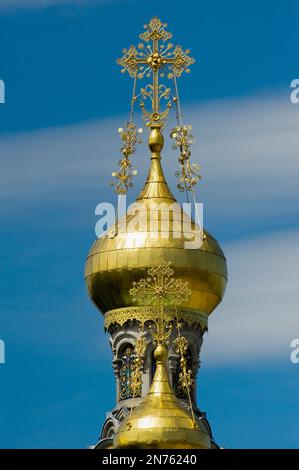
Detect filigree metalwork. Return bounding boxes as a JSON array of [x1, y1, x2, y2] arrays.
[[130, 261, 191, 307], [117, 17, 195, 127], [119, 345, 138, 400], [139, 17, 172, 43], [170, 125, 201, 192], [128, 261, 196, 425], [130, 336, 148, 397], [173, 335, 188, 357], [110, 122, 143, 194], [173, 337, 194, 399], [104, 306, 208, 333], [129, 261, 191, 345]]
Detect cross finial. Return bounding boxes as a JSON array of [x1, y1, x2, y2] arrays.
[[129, 261, 196, 424], [129, 261, 191, 344], [117, 17, 195, 128]]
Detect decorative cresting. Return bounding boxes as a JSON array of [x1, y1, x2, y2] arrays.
[[104, 307, 208, 332]]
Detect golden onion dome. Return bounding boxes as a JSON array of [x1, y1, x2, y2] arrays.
[[113, 343, 211, 449], [85, 128, 227, 319]]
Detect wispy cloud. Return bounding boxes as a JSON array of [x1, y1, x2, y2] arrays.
[[0, 119, 116, 202], [1, 92, 299, 234], [186, 94, 299, 234], [203, 228, 299, 364]]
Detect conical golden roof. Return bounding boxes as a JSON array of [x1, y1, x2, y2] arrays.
[[113, 343, 211, 449], [136, 127, 176, 202]]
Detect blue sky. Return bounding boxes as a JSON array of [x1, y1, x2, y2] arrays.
[[0, 0, 299, 449]]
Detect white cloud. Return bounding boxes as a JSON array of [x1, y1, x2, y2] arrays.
[[1, 92, 299, 232], [202, 228, 299, 364], [0, 118, 119, 206], [184, 94, 299, 231]]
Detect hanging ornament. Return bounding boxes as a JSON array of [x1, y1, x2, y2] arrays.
[[110, 122, 143, 194], [170, 124, 201, 193], [173, 335, 194, 397], [130, 335, 148, 398]]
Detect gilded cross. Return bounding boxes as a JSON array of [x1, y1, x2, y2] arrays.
[[117, 17, 195, 127], [129, 261, 191, 344]]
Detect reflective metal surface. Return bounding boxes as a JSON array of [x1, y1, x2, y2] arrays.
[[85, 130, 227, 320], [104, 306, 208, 332], [113, 344, 211, 449], [85, 18, 227, 449]]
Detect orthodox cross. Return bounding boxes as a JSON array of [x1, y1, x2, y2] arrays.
[[117, 17, 195, 128], [129, 261, 195, 421], [129, 261, 191, 344]]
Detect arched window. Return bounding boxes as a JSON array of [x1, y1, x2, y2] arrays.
[[102, 422, 115, 439], [107, 427, 115, 438], [174, 346, 194, 400], [119, 344, 140, 400]]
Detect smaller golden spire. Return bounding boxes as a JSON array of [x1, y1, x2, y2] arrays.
[[113, 342, 211, 449], [137, 126, 176, 202]]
